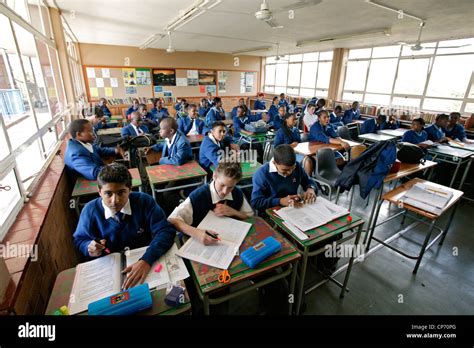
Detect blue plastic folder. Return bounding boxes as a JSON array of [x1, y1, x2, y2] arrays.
[[88, 283, 152, 315], [241, 236, 282, 268]]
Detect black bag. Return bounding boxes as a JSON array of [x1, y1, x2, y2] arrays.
[[120, 134, 155, 150], [97, 134, 122, 147], [397, 142, 426, 164]]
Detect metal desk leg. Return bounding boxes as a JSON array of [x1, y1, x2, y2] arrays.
[[203, 294, 210, 315], [150, 182, 156, 201], [413, 219, 436, 274], [295, 247, 309, 315], [439, 202, 459, 246], [340, 223, 363, 298], [458, 157, 472, 191], [365, 193, 384, 251], [289, 261, 298, 315], [363, 183, 383, 244], [449, 158, 462, 188]]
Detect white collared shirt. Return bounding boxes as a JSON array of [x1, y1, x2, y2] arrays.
[[165, 133, 177, 149], [208, 133, 219, 146], [188, 118, 198, 135], [102, 199, 132, 221], [168, 180, 254, 225], [303, 110, 318, 129], [269, 158, 278, 173], [78, 140, 94, 153], [131, 123, 143, 135]]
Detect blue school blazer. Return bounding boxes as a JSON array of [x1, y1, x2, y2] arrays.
[[178, 116, 205, 135], [152, 131, 193, 166], [342, 109, 360, 124], [120, 124, 150, 138]]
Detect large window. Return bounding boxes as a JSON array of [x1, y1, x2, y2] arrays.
[[264, 51, 333, 98], [342, 40, 474, 114], [0, 0, 70, 240]]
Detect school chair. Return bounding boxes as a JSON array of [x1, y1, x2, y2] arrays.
[[300, 132, 309, 142], [337, 125, 353, 141], [347, 144, 367, 210], [313, 148, 341, 202], [225, 111, 232, 120]]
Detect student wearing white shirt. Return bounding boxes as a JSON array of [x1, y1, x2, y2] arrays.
[[303, 103, 317, 130], [177, 104, 206, 136], [121, 112, 150, 138]]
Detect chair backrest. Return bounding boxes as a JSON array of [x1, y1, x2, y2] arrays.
[[337, 125, 353, 141], [350, 144, 367, 160], [300, 132, 309, 142], [315, 148, 341, 178], [297, 115, 305, 131], [225, 111, 232, 120]]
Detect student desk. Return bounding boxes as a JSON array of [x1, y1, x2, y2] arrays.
[[146, 161, 207, 201], [377, 128, 408, 138], [448, 141, 474, 152], [185, 216, 300, 315], [222, 119, 233, 126], [361, 160, 438, 244], [366, 178, 463, 274], [250, 109, 268, 114], [239, 129, 275, 149], [97, 127, 123, 136], [292, 140, 360, 156], [211, 161, 262, 189], [187, 134, 204, 151], [71, 168, 142, 216], [266, 208, 364, 315], [428, 144, 473, 189], [358, 133, 397, 143], [45, 268, 191, 315]]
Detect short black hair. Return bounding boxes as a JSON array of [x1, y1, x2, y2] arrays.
[[318, 109, 329, 117], [188, 103, 197, 110], [279, 93, 285, 97], [138, 103, 147, 111], [436, 113, 449, 122], [160, 117, 178, 131], [335, 105, 342, 112], [97, 163, 132, 189], [352, 101, 359, 106], [69, 119, 90, 138], [449, 112, 461, 119], [211, 121, 226, 129], [213, 97, 221, 104], [273, 96, 278, 102], [308, 103, 316, 109], [377, 114, 387, 123], [95, 107, 104, 117], [291, 100, 297, 105], [317, 98, 326, 107], [274, 144, 296, 166], [413, 117, 425, 126]]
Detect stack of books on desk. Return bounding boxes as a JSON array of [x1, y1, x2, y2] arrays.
[[400, 183, 453, 215]]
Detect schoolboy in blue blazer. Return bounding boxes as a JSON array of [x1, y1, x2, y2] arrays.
[[121, 112, 150, 138], [178, 104, 206, 136], [425, 113, 449, 143], [125, 98, 139, 117], [342, 101, 360, 124], [205, 97, 226, 129]]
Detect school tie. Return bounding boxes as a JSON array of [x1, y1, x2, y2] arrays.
[[114, 211, 123, 223]]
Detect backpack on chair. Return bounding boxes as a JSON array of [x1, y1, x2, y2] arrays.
[[396, 142, 426, 164]]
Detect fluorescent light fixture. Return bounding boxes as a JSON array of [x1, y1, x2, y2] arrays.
[[231, 46, 273, 55], [164, 0, 221, 32], [139, 33, 165, 50], [296, 28, 392, 48], [365, 0, 425, 22], [206, 0, 221, 10], [173, 10, 205, 30]]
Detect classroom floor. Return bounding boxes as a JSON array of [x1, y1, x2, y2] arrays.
[[229, 181, 474, 315]]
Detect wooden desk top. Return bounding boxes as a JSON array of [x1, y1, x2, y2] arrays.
[[189, 217, 300, 294], [97, 127, 122, 136], [72, 168, 142, 197], [146, 161, 206, 184], [292, 140, 360, 156], [186, 134, 204, 143], [382, 178, 463, 219], [45, 268, 191, 315], [266, 208, 364, 248], [428, 144, 474, 159], [211, 161, 262, 181], [358, 133, 397, 142], [384, 160, 437, 183]]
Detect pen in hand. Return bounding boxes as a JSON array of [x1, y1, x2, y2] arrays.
[[205, 230, 221, 241], [95, 239, 110, 254]]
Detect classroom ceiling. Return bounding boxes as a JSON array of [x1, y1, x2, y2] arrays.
[[50, 0, 474, 56]]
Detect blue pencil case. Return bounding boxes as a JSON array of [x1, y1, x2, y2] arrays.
[[88, 283, 152, 315], [241, 237, 282, 268]]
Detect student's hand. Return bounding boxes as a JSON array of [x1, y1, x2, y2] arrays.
[[389, 115, 397, 124], [303, 188, 317, 204], [87, 239, 106, 257], [418, 143, 431, 149], [115, 145, 125, 158], [213, 203, 238, 218], [197, 229, 220, 245], [121, 260, 151, 290], [290, 142, 299, 147], [280, 194, 303, 207], [341, 141, 350, 150]]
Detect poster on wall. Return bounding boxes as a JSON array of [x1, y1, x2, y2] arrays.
[[136, 68, 151, 85], [96, 78, 104, 88], [105, 87, 113, 97], [90, 87, 99, 98], [102, 68, 110, 78], [187, 70, 198, 86], [153, 69, 176, 86], [240, 72, 246, 93], [206, 85, 216, 94], [154, 86, 163, 93], [125, 86, 137, 94], [245, 73, 254, 93], [199, 86, 205, 93], [176, 78, 188, 86], [198, 70, 216, 85], [110, 78, 119, 88], [122, 68, 137, 86], [86, 67, 95, 78], [218, 81, 226, 93]]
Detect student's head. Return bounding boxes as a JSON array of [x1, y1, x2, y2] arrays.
[[214, 97, 222, 107], [291, 100, 297, 106], [132, 98, 139, 108], [307, 103, 316, 114], [318, 110, 330, 126], [238, 98, 245, 106], [257, 92, 264, 100], [201, 98, 208, 107], [377, 114, 387, 125], [236, 106, 246, 118], [159, 117, 178, 139], [138, 103, 147, 116], [70, 119, 94, 143], [334, 105, 342, 115], [279, 93, 285, 100], [188, 104, 198, 118], [278, 105, 286, 117], [435, 113, 449, 128], [273, 144, 296, 177], [272, 96, 279, 105], [155, 98, 164, 108], [210, 121, 226, 141], [284, 113, 297, 128], [316, 98, 326, 108], [97, 163, 132, 215], [411, 117, 425, 132], [130, 111, 143, 127], [352, 101, 359, 111], [449, 112, 461, 127], [212, 161, 243, 198], [99, 98, 107, 106], [181, 98, 187, 105], [207, 92, 213, 99]]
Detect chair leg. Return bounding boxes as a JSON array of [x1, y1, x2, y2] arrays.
[[334, 186, 341, 204], [348, 187, 355, 211]]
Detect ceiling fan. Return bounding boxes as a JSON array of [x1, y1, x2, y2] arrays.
[[255, 0, 322, 29], [399, 21, 471, 51], [164, 31, 198, 53]]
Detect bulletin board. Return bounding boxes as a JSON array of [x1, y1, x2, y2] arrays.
[[217, 70, 257, 96]]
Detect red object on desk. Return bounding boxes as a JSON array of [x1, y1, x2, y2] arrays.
[[347, 216, 352, 223], [389, 160, 401, 174]]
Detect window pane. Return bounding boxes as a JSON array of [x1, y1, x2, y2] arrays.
[[300, 88, 314, 97], [40, 4, 52, 39], [394, 58, 429, 95], [401, 43, 436, 56], [437, 38, 474, 55], [275, 63, 288, 86], [426, 55, 474, 99], [42, 128, 57, 155], [344, 60, 369, 91], [364, 93, 390, 105], [289, 54, 303, 62], [288, 63, 301, 86], [372, 45, 401, 58], [423, 98, 462, 113], [464, 103, 474, 113], [265, 64, 276, 85], [343, 92, 363, 102], [6, 0, 29, 22], [470, 84, 474, 98], [303, 52, 318, 61], [392, 97, 421, 109], [48, 46, 66, 110], [264, 86, 274, 93], [266, 56, 277, 64], [300, 62, 317, 88], [366, 58, 397, 93], [36, 40, 60, 117], [286, 87, 299, 96], [319, 51, 333, 60], [0, 125, 10, 161], [349, 48, 371, 59], [0, 170, 22, 229], [27, 1, 44, 35], [315, 89, 328, 98], [16, 139, 44, 189], [274, 86, 286, 94], [316, 62, 332, 89]]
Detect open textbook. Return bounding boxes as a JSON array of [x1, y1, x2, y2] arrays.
[[275, 197, 349, 232], [68, 244, 189, 315], [400, 182, 453, 215], [176, 211, 252, 270]]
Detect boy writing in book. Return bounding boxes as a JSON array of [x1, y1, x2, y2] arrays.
[[73, 163, 176, 290]]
